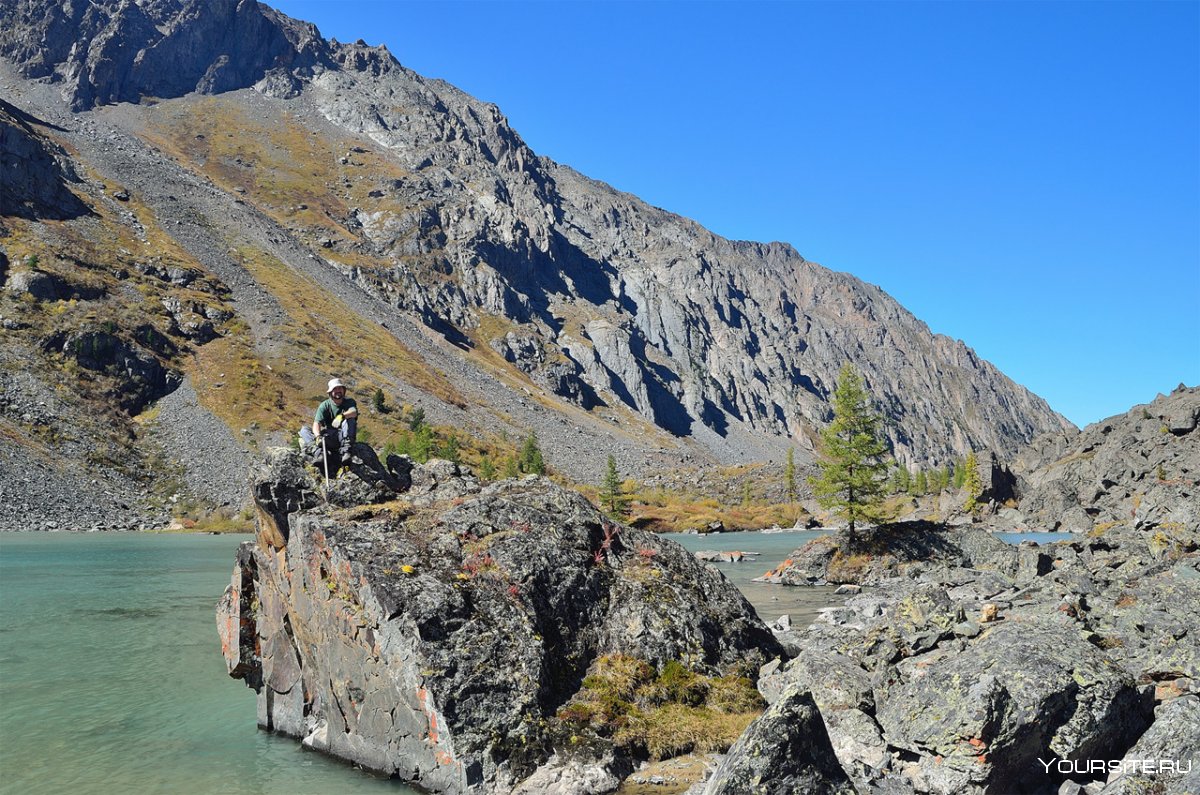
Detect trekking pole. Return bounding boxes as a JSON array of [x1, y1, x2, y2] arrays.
[[321, 432, 331, 489]]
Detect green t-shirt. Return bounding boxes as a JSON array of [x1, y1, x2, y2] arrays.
[[315, 396, 357, 429]]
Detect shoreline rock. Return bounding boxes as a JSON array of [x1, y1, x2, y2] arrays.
[[218, 446, 782, 794]]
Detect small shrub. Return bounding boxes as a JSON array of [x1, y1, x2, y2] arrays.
[[556, 655, 765, 762], [827, 549, 876, 583]]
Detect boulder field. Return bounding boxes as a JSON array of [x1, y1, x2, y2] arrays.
[[719, 520, 1198, 795], [217, 445, 782, 794]]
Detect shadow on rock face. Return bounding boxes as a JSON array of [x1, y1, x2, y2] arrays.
[[0, 100, 93, 221]]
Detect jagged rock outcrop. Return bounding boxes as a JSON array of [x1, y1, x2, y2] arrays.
[[219, 448, 782, 794], [1012, 385, 1199, 533], [0, 0, 327, 111], [0, 98, 90, 219], [0, 0, 1074, 475]]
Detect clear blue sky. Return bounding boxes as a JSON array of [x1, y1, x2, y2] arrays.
[[272, 0, 1199, 429]]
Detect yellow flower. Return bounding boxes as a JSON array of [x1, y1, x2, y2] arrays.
[[400, 564, 415, 574]]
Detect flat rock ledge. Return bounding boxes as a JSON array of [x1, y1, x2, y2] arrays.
[[217, 446, 781, 794]]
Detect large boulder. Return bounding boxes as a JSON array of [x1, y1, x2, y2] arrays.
[[874, 619, 1153, 794], [702, 687, 855, 795], [1099, 695, 1200, 795], [39, 326, 181, 413], [4, 269, 60, 300], [219, 451, 781, 794]]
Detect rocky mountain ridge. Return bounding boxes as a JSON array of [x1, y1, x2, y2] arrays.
[[2, 0, 1073, 521], [1010, 384, 1198, 533]]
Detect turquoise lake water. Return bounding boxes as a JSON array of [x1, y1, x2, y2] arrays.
[[0, 528, 1076, 794], [664, 530, 843, 625], [994, 531, 1075, 545], [0, 533, 411, 795]]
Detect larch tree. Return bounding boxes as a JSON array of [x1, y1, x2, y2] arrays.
[[784, 447, 798, 503], [963, 451, 984, 514], [809, 364, 890, 540], [519, 431, 546, 475], [600, 454, 629, 519]]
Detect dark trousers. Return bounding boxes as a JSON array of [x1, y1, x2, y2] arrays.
[[299, 420, 356, 458]]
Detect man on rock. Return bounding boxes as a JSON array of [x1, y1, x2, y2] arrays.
[[300, 377, 359, 467]]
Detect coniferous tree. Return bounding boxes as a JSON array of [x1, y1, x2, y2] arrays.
[[518, 431, 546, 475], [953, 459, 968, 489], [407, 406, 426, 432], [963, 451, 983, 514], [890, 465, 912, 495], [478, 454, 496, 481], [600, 455, 629, 519], [503, 455, 520, 479], [741, 481, 753, 507], [912, 469, 928, 496], [372, 388, 388, 413], [439, 433, 461, 464], [784, 448, 798, 503], [934, 465, 951, 492], [412, 425, 433, 463], [809, 364, 890, 539]]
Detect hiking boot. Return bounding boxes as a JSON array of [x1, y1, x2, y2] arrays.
[[341, 449, 352, 464]]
